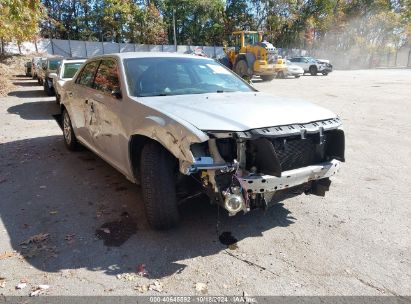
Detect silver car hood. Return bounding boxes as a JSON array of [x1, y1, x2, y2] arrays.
[[138, 92, 337, 132]]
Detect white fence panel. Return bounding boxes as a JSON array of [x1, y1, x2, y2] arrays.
[[120, 43, 134, 53], [70, 40, 87, 58], [86, 41, 103, 56], [52, 39, 71, 57], [149, 45, 162, 52], [102, 42, 119, 54], [38, 40, 52, 54], [163, 45, 176, 52], [135, 44, 149, 52], [396, 47, 410, 67], [202, 46, 215, 57], [3, 38, 224, 59], [176, 45, 189, 54], [214, 47, 225, 58]]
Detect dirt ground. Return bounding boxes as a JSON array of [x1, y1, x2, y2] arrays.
[[0, 70, 410, 296]]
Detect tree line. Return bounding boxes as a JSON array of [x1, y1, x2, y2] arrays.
[[1, 0, 410, 55]]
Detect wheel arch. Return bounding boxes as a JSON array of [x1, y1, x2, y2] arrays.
[[128, 134, 180, 184]]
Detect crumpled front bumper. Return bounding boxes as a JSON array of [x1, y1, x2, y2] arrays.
[[238, 159, 341, 194]]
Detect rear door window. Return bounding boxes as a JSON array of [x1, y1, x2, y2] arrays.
[[93, 59, 120, 94], [76, 61, 100, 87]]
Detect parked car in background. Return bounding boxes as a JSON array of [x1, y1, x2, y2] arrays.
[[38, 57, 62, 95], [31, 57, 43, 79], [289, 56, 333, 76], [53, 58, 86, 103], [36, 57, 48, 85], [285, 60, 304, 78], [60, 52, 345, 230], [24, 61, 32, 77]]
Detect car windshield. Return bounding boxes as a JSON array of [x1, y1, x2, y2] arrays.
[[62, 62, 83, 79], [48, 60, 61, 70], [124, 57, 254, 97]]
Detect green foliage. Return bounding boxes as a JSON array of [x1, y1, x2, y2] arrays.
[[2, 0, 410, 53], [161, 0, 225, 45], [0, 0, 44, 45]]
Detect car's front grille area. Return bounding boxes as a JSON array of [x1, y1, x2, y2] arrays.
[[272, 138, 319, 171]]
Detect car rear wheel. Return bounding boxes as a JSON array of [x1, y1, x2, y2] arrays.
[[140, 142, 180, 230], [295, 75, 301, 78], [309, 66, 318, 76], [62, 109, 79, 151]]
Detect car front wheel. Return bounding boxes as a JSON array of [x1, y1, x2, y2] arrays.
[[309, 66, 318, 76], [62, 109, 79, 151], [261, 74, 275, 81], [140, 142, 180, 230]]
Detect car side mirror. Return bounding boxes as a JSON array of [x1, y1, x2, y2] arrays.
[[111, 89, 122, 99]]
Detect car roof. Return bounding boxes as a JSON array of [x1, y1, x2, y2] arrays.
[[86, 52, 214, 61], [61, 58, 86, 63]]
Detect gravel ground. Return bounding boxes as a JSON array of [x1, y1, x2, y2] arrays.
[[0, 70, 410, 296]]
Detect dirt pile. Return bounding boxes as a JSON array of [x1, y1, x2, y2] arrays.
[[0, 54, 32, 97]]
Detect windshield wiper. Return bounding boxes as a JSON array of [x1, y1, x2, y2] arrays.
[[138, 93, 171, 97], [216, 90, 236, 93]]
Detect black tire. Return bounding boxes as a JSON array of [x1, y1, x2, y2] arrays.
[[234, 59, 250, 79], [44, 78, 54, 96], [140, 142, 180, 230], [261, 74, 275, 81], [62, 108, 79, 151], [309, 65, 318, 76], [276, 71, 286, 79], [295, 75, 301, 78]]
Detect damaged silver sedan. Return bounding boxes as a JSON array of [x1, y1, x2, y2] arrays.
[[60, 52, 345, 229]]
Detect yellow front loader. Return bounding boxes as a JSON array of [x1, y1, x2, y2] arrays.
[[223, 31, 287, 81]]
